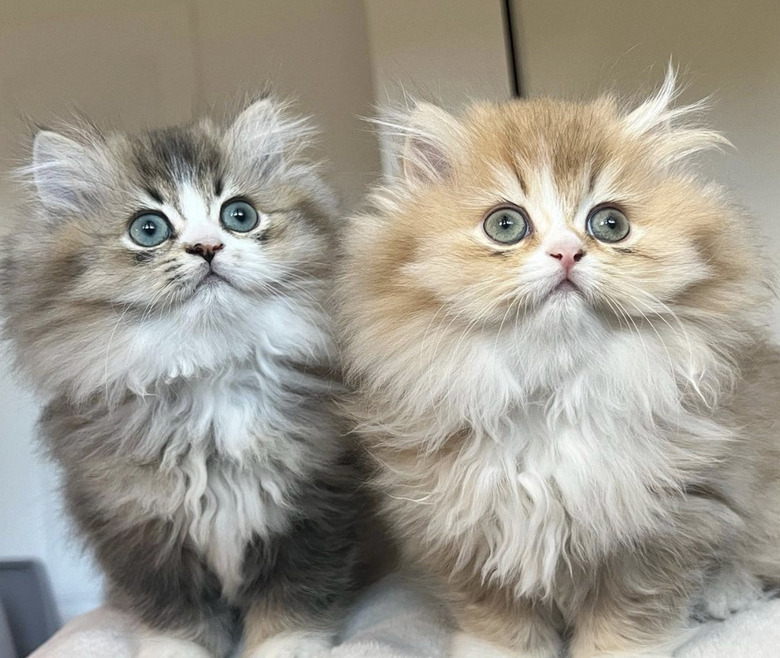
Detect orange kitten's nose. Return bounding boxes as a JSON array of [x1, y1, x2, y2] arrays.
[[549, 247, 584, 273], [186, 241, 224, 264]]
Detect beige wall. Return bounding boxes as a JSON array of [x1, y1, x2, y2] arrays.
[[364, 0, 512, 171], [0, 0, 380, 209], [365, 0, 511, 107], [514, 0, 780, 331]]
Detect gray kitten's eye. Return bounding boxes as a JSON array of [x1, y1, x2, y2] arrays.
[[587, 205, 630, 243], [221, 199, 259, 233], [483, 205, 530, 245], [129, 213, 171, 247]]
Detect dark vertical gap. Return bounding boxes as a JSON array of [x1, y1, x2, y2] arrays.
[[501, 0, 523, 98]]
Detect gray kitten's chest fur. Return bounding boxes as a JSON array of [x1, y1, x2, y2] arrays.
[[168, 449, 294, 599], [44, 358, 341, 599]]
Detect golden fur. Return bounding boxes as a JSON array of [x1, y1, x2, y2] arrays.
[[337, 72, 780, 657]]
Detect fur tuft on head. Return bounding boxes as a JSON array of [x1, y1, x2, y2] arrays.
[[622, 64, 731, 166]]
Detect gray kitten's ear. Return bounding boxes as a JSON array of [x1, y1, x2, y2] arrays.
[[30, 130, 101, 210], [227, 97, 314, 171], [379, 102, 462, 186]]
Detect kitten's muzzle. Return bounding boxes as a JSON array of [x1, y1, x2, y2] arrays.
[[186, 241, 224, 264]]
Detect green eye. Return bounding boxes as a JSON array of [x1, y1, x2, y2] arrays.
[[483, 206, 530, 245], [129, 213, 171, 247], [587, 206, 630, 243], [221, 199, 259, 233]]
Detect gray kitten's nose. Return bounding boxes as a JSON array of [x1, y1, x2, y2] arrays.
[[186, 241, 224, 263]]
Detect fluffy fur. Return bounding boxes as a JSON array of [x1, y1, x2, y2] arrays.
[[2, 98, 361, 657], [337, 70, 780, 657]]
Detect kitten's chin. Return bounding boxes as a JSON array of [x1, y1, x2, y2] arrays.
[[195, 271, 230, 289], [527, 286, 592, 329], [554, 280, 579, 293], [540, 283, 588, 311]]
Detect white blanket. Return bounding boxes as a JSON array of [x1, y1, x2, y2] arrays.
[[31, 575, 780, 657]]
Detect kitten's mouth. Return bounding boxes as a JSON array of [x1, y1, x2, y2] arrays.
[[553, 279, 580, 294], [195, 269, 231, 290]]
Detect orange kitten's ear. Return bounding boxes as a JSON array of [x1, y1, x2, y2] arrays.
[[377, 102, 462, 186], [622, 65, 729, 166]]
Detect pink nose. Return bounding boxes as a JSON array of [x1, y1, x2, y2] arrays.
[[186, 241, 224, 263], [549, 247, 584, 273]]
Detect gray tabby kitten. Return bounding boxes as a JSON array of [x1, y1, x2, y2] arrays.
[[1, 98, 360, 657]]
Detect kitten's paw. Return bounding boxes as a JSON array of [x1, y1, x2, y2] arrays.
[[244, 630, 333, 658], [588, 649, 674, 658], [695, 565, 762, 620], [136, 634, 213, 658], [451, 631, 560, 658]]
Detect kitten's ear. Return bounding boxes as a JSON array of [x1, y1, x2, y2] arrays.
[[227, 97, 314, 170], [623, 66, 682, 136], [30, 130, 100, 210], [623, 65, 728, 165], [380, 102, 462, 186]]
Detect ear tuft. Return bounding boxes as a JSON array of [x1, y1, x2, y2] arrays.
[[623, 64, 730, 166], [27, 130, 100, 210], [375, 102, 462, 186], [227, 97, 316, 172], [624, 64, 682, 136]]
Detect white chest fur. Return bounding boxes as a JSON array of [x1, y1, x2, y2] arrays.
[[147, 364, 326, 599], [412, 349, 728, 600], [376, 304, 734, 601], [422, 412, 683, 599], [179, 449, 292, 599]]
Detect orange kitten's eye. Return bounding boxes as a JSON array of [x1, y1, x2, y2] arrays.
[[586, 205, 630, 243], [483, 205, 530, 245]]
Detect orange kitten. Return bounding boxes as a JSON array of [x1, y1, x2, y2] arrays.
[[337, 72, 780, 657]]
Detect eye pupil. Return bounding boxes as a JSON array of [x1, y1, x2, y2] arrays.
[[129, 213, 171, 247], [483, 206, 529, 245], [221, 200, 259, 233], [587, 206, 630, 243]]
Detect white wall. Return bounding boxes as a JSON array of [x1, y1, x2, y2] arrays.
[[513, 0, 780, 333]]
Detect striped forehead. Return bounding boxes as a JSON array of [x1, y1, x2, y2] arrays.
[[132, 126, 223, 200]]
